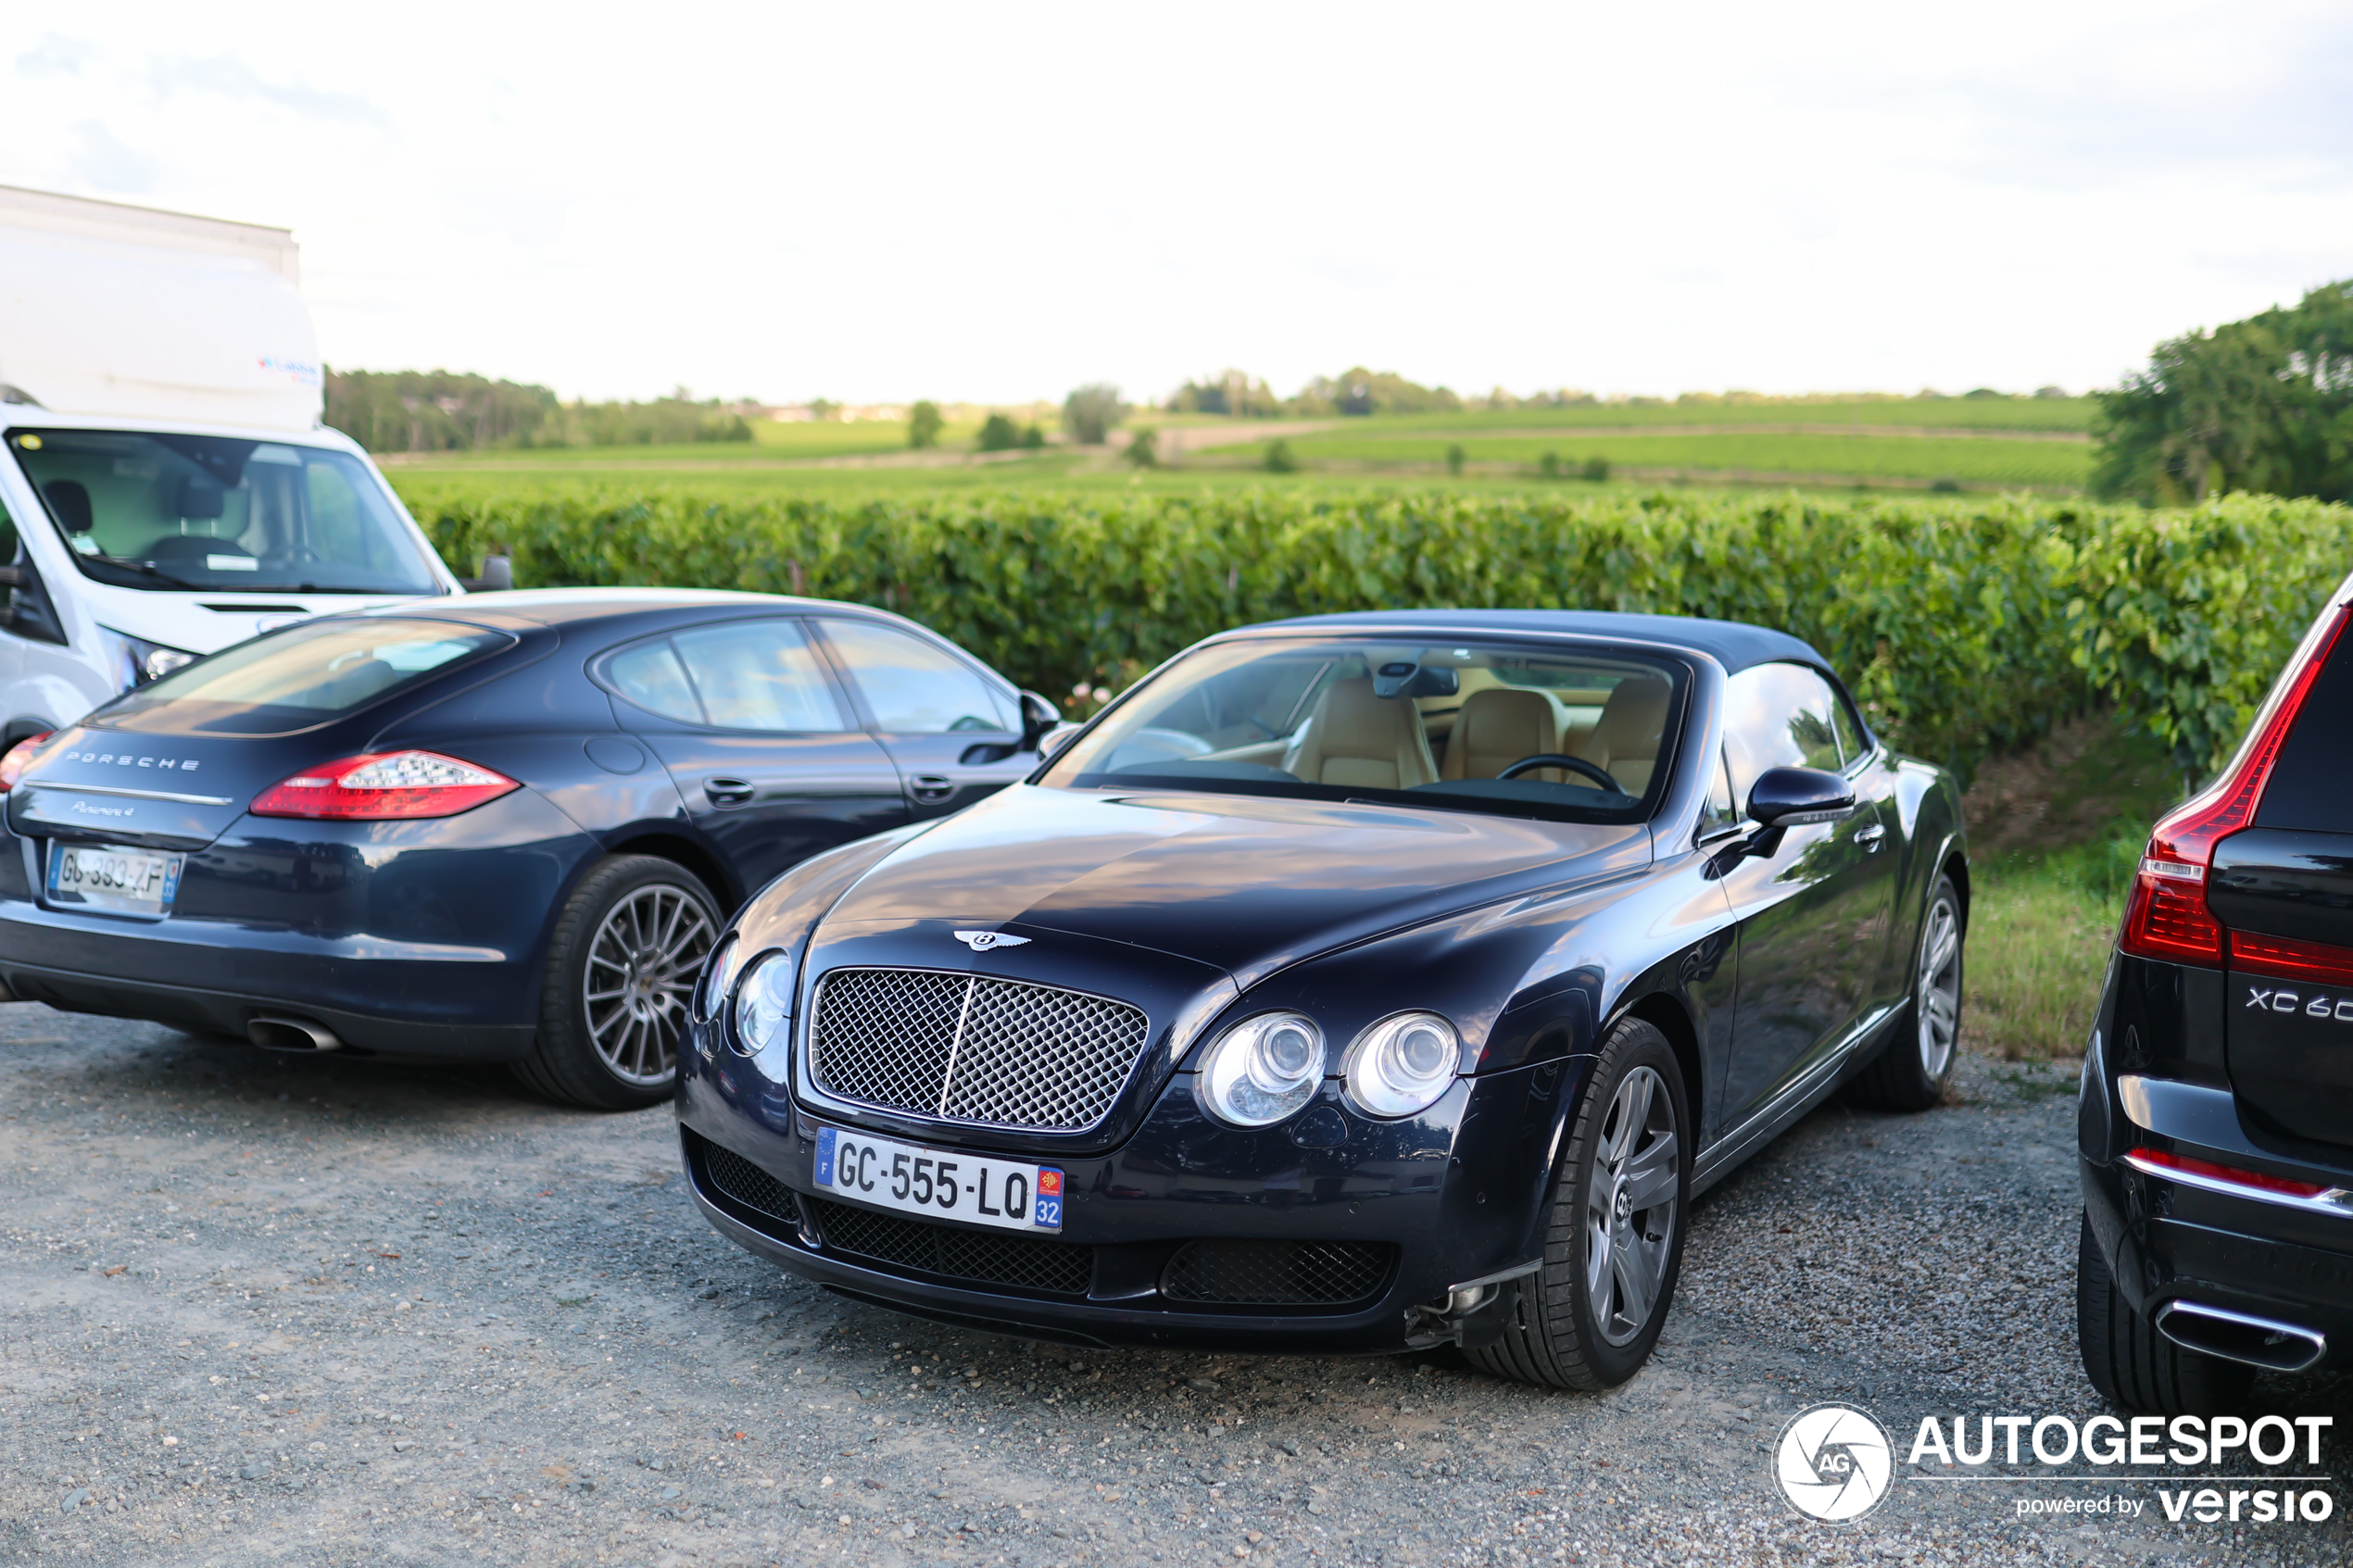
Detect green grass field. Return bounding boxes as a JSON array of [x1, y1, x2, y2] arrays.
[[1219, 430, 2090, 488], [378, 395, 2102, 498]]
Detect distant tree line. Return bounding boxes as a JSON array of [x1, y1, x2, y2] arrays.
[[2093, 279, 2353, 503], [1166, 374, 2078, 420], [325, 370, 753, 453]]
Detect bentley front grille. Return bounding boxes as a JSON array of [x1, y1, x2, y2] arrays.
[[810, 967, 1151, 1132]]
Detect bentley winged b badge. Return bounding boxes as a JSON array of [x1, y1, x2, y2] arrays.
[[953, 930, 1031, 953]]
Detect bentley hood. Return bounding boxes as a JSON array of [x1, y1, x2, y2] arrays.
[[824, 784, 1651, 985]]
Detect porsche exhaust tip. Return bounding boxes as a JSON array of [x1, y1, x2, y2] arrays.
[[247, 1014, 343, 1053], [2156, 1298, 2326, 1373]]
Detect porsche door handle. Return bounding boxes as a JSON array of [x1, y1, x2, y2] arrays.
[[704, 776, 756, 807], [909, 774, 956, 804], [1855, 822, 1886, 851]]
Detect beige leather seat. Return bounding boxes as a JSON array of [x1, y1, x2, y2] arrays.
[[1577, 676, 1670, 794], [1283, 678, 1439, 790], [1441, 687, 1568, 781]]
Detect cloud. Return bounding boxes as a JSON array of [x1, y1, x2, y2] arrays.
[[14, 33, 99, 81], [64, 121, 159, 194], [145, 53, 393, 131]]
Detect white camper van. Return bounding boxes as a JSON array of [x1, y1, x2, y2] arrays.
[[0, 186, 470, 744]]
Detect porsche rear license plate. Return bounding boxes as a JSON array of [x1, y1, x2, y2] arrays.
[[813, 1125, 1063, 1233], [45, 840, 184, 917]]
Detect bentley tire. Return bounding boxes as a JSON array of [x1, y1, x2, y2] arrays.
[[2076, 1211, 2251, 1415], [512, 855, 721, 1111], [1466, 1016, 1689, 1390], [1849, 873, 1963, 1112]]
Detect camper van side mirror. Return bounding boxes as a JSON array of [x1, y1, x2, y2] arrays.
[[460, 553, 513, 594]]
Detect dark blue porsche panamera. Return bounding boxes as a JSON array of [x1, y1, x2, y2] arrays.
[[679, 609, 1970, 1386], [0, 589, 1054, 1109]]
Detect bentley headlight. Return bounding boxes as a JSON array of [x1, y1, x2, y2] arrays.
[[1342, 1011, 1460, 1118], [729, 950, 797, 1058], [1198, 1011, 1326, 1127], [697, 935, 743, 1022]]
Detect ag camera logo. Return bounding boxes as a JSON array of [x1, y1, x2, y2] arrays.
[[1775, 1402, 1894, 1523]]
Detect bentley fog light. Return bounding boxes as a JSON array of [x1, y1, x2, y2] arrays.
[[1199, 1011, 1326, 1126], [729, 950, 796, 1058], [1343, 1011, 1460, 1118]]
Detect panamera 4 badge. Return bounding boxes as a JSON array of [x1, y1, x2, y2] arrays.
[[954, 930, 1031, 952]]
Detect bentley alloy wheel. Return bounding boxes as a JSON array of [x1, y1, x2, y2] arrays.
[[1468, 1016, 1691, 1389], [517, 854, 722, 1110], [1852, 874, 1965, 1111]]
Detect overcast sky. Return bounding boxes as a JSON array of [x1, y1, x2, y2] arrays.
[[6, 2, 2348, 405]]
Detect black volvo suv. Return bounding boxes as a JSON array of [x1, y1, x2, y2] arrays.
[[2080, 572, 2353, 1414]]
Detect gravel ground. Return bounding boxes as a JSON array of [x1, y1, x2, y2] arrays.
[[4, 1007, 2347, 1568]]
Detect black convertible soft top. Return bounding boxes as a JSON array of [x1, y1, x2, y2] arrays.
[[1242, 608, 1829, 674]]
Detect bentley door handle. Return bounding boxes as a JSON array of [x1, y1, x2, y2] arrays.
[[1854, 822, 1887, 851], [704, 775, 755, 807], [909, 774, 956, 804]]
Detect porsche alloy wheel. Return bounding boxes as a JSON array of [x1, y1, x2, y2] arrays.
[[1468, 1016, 1690, 1390], [515, 855, 721, 1110], [584, 882, 716, 1087]]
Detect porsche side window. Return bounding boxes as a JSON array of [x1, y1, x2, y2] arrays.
[[819, 618, 1013, 734], [670, 621, 849, 733], [607, 638, 702, 724], [1722, 662, 1843, 804]]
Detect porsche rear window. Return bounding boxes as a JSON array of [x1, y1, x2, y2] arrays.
[[101, 617, 513, 735]]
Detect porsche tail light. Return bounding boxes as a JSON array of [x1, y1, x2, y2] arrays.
[[250, 750, 521, 820], [2120, 605, 2351, 967], [0, 731, 54, 792]]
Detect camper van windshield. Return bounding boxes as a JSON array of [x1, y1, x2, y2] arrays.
[[6, 430, 442, 595]]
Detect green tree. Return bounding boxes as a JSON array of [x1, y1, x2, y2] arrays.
[[908, 400, 946, 450], [1125, 428, 1159, 468], [2093, 280, 2353, 503], [1063, 383, 1127, 445], [1580, 457, 1610, 483], [1539, 451, 1562, 480], [1263, 439, 1298, 473], [1445, 444, 1466, 476], [976, 412, 1021, 452], [1020, 423, 1046, 449]]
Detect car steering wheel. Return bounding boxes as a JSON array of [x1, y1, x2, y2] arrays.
[[1497, 753, 1624, 792]]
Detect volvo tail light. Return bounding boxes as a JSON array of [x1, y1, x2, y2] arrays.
[[2120, 605, 2351, 967], [2122, 1147, 2337, 1203], [251, 750, 520, 820], [2231, 930, 2353, 986], [0, 731, 54, 792]]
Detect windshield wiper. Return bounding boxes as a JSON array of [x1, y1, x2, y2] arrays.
[[89, 557, 205, 590]]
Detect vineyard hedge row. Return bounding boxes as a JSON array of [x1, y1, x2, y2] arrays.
[[396, 484, 2353, 783]]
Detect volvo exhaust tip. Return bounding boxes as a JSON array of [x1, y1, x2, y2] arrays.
[[2156, 1298, 2327, 1374], [247, 1014, 343, 1053]]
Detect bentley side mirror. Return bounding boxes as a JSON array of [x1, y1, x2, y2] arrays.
[[1745, 766, 1856, 827], [1018, 690, 1062, 753]]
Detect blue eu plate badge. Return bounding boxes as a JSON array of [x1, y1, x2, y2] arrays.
[[814, 1126, 837, 1187]]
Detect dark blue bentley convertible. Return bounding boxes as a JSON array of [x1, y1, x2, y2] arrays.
[[0, 590, 1054, 1109], [679, 609, 1969, 1386]]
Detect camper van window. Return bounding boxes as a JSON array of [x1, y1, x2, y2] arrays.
[[6, 431, 440, 596]]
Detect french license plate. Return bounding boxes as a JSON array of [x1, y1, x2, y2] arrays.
[[813, 1125, 1063, 1234], [45, 840, 185, 917]]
